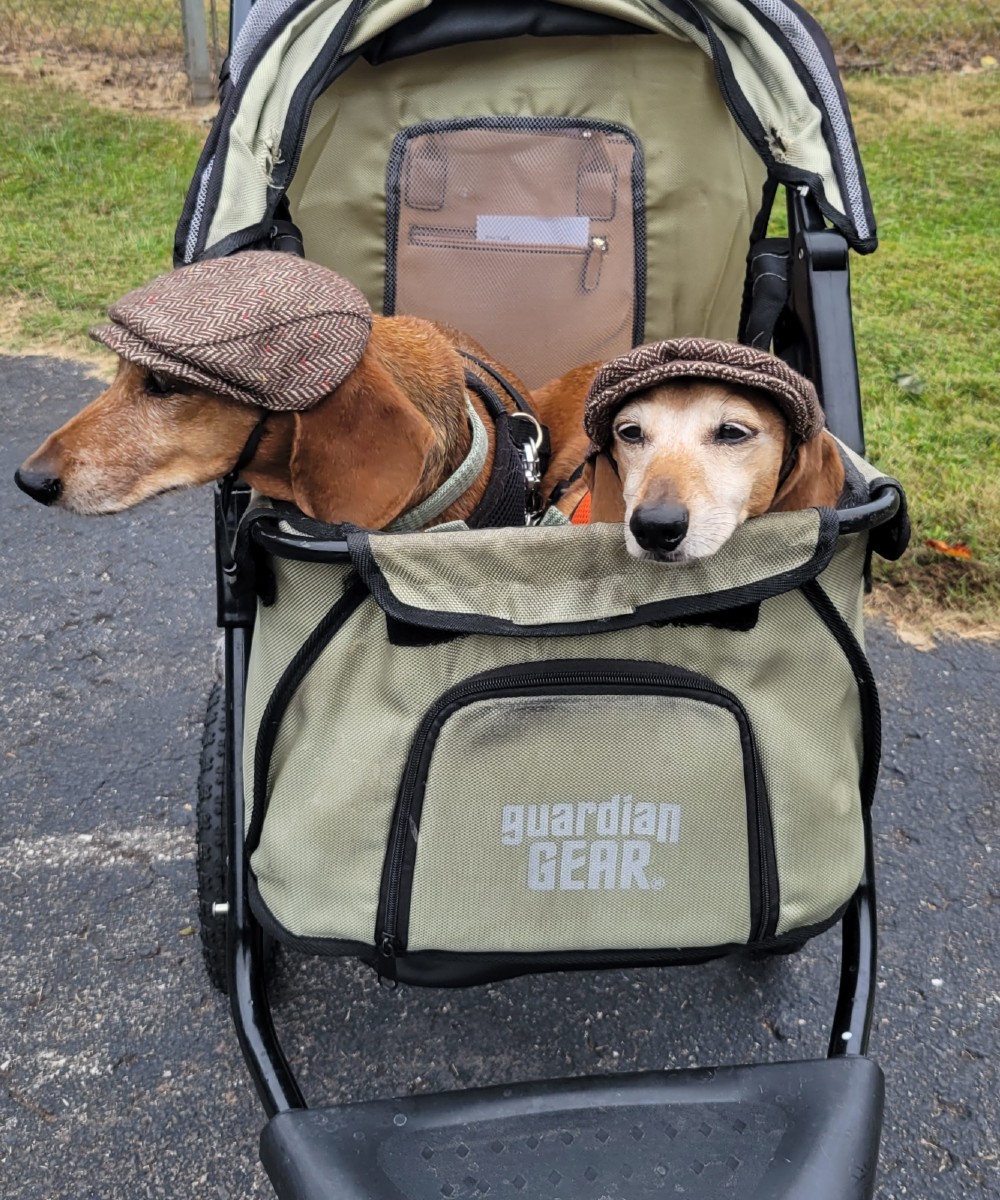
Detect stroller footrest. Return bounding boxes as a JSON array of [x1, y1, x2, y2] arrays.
[[260, 1057, 883, 1200]]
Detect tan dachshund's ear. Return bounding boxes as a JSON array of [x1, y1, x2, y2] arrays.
[[769, 431, 846, 512], [583, 453, 627, 523], [289, 350, 436, 528]]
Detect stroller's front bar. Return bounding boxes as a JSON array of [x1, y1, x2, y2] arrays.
[[242, 485, 901, 566]]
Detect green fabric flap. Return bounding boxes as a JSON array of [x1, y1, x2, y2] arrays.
[[346, 508, 841, 634]]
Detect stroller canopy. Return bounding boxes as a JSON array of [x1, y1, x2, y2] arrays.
[[178, 0, 874, 269]]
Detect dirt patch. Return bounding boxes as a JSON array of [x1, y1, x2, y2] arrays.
[[0, 296, 115, 375], [0, 50, 216, 129], [867, 553, 1000, 648], [836, 42, 999, 74]]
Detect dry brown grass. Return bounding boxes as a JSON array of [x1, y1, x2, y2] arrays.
[[0, 50, 216, 127]]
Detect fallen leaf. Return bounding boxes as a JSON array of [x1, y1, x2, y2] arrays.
[[925, 539, 972, 559]]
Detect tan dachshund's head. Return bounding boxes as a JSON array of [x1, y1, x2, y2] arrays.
[[14, 316, 493, 529], [586, 378, 844, 561]]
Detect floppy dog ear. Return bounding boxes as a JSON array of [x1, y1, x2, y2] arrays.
[[769, 431, 846, 512], [289, 350, 436, 528], [582, 453, 627, 523]]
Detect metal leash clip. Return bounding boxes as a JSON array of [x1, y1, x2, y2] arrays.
[[510, 412, 545, 524]]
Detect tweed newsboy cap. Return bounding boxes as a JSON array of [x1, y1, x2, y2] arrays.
[[90, 252, 373, 411], [584, 338, 826, 451]]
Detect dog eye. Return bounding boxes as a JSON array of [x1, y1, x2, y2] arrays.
[[144, 371, 177, 397], [715, 422, 753, 444], [615, 423, 644, 444]]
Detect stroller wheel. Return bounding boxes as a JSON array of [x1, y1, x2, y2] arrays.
[[196, 681, 275, 992], [196, 681, 230, 992]]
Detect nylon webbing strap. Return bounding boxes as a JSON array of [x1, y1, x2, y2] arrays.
[[387, 398, 489, 532]]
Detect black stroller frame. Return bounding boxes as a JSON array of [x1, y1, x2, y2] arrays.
[[204, 192, 900, 1200], [194, 5, 905, 1197]]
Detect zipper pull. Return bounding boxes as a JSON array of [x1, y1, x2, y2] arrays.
[[377, 933, 399, 988], [582, 235, 607, 293]]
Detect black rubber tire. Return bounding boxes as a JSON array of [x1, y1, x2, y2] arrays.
[[196, 680, 230, 993]]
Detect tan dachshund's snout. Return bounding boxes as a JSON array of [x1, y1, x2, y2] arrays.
[[629, 501, 689, 557], [15, 460, 63, 507]]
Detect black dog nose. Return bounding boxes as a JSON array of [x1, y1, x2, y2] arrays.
[[15, 467, 63, 506], [630, 501, 689, 554]]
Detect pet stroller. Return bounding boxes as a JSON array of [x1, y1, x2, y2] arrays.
[[182, 3, 909, 1197]]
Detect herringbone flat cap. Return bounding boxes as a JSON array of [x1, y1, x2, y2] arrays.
[[584, 338, 826, 451], [90, 252, 372, 410]]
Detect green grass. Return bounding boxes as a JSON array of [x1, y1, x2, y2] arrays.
[[844, 73, 1000, 622], [0, 76, 203, 350], [0, 69, 997, 625]]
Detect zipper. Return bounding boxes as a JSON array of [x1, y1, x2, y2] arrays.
[[582, 235, 607, 292], [376, 661, 777, 970], [409, 225, 598, 256]]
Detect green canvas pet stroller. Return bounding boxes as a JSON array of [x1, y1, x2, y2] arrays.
[[182, 2, 910, 1197]]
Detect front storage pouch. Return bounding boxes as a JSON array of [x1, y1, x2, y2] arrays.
[[244, 506, 884, 985], [385, 660, 775, 959]]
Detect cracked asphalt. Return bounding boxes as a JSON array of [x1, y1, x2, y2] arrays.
[[2, 354, 998, 1199]]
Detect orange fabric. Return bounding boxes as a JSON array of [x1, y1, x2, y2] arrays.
[[571, 491, 592, 525]]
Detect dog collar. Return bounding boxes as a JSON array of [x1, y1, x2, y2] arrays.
[[386, 398, 489, 533]]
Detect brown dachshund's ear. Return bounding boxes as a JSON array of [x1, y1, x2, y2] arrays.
[[769, 431, 846, 512], [289, 350, 436, 528], [583, 453, 627, 523]]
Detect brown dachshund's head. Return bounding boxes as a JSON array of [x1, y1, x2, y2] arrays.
[[14, 317, 483, 529], [15, 361, 263, 515]]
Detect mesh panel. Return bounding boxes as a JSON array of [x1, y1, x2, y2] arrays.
[[409, 693, 752, 952], [204, 0, 354, 255], [387, 119, 643, 389]]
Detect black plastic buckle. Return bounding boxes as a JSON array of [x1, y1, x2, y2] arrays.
[[213, 482, 257, 628]]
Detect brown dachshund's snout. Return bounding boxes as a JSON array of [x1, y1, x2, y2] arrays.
[[15, 464, 63, 506], [629, 501, 689, 555]]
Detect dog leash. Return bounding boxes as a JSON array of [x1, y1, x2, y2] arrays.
[[458, 350, 550, 523]]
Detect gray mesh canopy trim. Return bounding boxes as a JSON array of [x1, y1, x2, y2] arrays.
[[231, 0, 301, 85], [738, 0, 869, 241], [183, 157, 214, 265]]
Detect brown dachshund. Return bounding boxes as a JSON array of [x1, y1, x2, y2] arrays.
[[532, 348, 846, 561], [15, 315, 534, 530]]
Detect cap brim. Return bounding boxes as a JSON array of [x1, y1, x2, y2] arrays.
[[585, 356, 826, 451], [88, 321, 260, 406]]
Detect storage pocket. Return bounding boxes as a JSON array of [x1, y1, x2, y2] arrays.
[[385, 118, 645, 388], [376, 660, 778, 968]]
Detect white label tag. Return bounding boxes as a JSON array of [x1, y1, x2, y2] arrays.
[[476, 214, 590, 248]]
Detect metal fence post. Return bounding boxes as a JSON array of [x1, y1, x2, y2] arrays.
[[180, 0, 215, 104]]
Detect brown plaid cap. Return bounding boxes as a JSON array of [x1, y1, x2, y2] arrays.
[[90, 252, 372, 411], [584, 338, 826, 451]]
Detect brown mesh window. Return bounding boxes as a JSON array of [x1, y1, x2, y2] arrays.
[[385, 118, 645, 389]]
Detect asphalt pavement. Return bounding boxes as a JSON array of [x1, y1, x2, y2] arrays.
[[1, 354, 997, 1199]]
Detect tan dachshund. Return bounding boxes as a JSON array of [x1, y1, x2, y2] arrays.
[[533, 352, 845, 561], [15, 315, 533, 530]]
